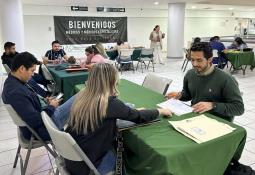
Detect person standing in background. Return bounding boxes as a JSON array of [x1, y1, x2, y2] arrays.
[[150, 25, 165, 65]]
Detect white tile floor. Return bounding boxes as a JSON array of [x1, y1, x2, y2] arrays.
[[0, 58, 255, 174]]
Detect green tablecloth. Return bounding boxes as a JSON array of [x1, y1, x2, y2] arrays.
[[47, 66, 89, 101], [74, 79, 246, 175], [226, 51, 255, 69]]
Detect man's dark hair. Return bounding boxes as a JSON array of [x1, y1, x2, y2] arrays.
[[209, 37, 214, 42], [193, 37, 201, 43], [190, 42, 213, 59], [214, 36, 220, 41], [117, 40, 123, 46], [11, 52, 39, 71], [4, 42, 15, 50], [51, 40, 60, 46]]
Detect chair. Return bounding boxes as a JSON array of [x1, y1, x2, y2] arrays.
[[41, 64, 57, 94], [131, 48, 142, 66], [142, 73, 173, 95], [181, 48, 191, 72], [41, 112, 101, 175], [118, 49, 135, 74], [0, 64, 10, 91], [212, 49, 226, 69], [106, 50, 119, 61], [3, 64, 11, 74], [5, 104, 57, 175], [137, 48, 154, 73]]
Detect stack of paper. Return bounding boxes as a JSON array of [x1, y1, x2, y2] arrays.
[[168, 115, 236, 144], [157, 99, 193, 116]]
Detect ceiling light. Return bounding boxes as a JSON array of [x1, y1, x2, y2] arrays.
[[154, 1, 159, 5], [191, 6, 197, 9], [229, 7, 234, 10]]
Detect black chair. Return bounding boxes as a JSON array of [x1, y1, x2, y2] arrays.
[[137, 48, 154, 73], [181, 48, 190, 72]]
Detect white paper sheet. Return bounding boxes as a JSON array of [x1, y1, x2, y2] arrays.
[[157, 99, 193, 116]]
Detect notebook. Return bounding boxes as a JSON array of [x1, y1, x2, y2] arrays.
[[168, 114, 236, 143]]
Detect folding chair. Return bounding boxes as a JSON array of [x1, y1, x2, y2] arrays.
[[3, 64, 11, 74], [41, 111, 101, 175], [181, 48, 191, 72], [142, 73, 173, 95], [41, 64, 57, 94], [5, 104, 57, 175], [117, 49, 135, 74], [137, 48, 154, 73], [0, 64, 10, 91]]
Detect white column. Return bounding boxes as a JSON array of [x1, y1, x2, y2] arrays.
[[0, 0, 25, 51], [167, 3, 185, 59]]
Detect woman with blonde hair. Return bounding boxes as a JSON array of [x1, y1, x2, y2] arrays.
[[65, 63, 172, 175]]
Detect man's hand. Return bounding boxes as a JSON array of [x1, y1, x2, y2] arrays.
[[45, 96, 54, 104], [48, 98, 62, 108], [192, 102, 213, 113], [165, 92, 182, 100]]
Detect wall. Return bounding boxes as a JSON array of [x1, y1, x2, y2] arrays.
[[22, 4, 255, 58], [23, 5, 169, 58]]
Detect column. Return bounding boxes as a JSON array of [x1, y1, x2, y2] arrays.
[[0, 0, 25, 51], [167, 3, 185, 59]]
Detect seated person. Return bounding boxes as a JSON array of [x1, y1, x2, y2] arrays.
[[80, 45, 105, 68], [113, 41, 132, 68], [113, 40, 131, 55], [210, 36, 227, 69], [2, 52, 74, 141], [227, 37, 248, 50], [166, 42, 254, 174], [65, 63, 172, 175], [192, 37, 201, 46], [1, 41, 18, 68], [1, 41, 49, 97], [43, 40, 68, 64]]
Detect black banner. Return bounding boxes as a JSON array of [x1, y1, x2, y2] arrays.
[[54, 16, 127, 44]]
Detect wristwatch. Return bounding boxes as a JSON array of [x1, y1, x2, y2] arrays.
[[213, 102, 217, 110]]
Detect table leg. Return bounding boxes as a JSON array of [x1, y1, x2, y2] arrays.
[[241, 65, 247, 75]]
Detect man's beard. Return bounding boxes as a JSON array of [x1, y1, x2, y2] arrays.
[[194, 63, 210, 74]]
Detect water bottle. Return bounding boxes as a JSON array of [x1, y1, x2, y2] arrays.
[[240, 45, 243, 52], [57, 54, 62, 64]]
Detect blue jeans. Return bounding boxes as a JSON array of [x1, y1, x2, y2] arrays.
[[97, 150, 116, 175], [51, 95, 75, 129]]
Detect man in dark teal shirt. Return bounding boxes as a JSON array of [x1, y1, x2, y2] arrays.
[[166, 42, 253, 174], [167, 42, 244, 122]]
